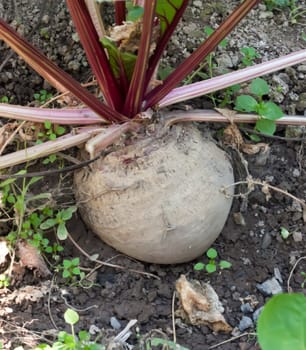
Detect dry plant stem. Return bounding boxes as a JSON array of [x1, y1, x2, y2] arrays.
[[60, 292, 98, 312], [172, 291, 177, 344], [164, 110, 306, 127], [208, 333, 257, 349], [47, 275, 59, 330], [0, 129, 100, 170], [67, 233, 160, 280], [40, 80, 98, 108], [287, 256, 306, 293], [0, 121, 25, 155], [223, 178, 306, 211]]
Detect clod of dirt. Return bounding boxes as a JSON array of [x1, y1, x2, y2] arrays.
[[17, 240, 51, 278], [175, 274, 232, 333]]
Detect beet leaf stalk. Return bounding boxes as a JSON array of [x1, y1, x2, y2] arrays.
[[0, 0, 306, 170]]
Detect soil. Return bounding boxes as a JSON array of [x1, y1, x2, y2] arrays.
[[0, 1, 306, 349]]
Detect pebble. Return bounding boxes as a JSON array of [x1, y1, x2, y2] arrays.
[[261, 232, 272, 249], [256, 277, 283, 296], [259, 11, 274, 19], [293, 231, 303, 242], [297, 65, 306, 73], [274, 267, 283, 284], [238, 316, 253, 332], [253, 306, 264, 323], [240, 303, 254, 314], [110, 316, 121, 330]]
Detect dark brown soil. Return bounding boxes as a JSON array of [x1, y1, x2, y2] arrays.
[[0, 1, 305, 349]]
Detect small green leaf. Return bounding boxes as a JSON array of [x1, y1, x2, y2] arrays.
[[61, 206, 77, 221], [55, 126, 66, 135], [126, 4, 144, 21], [280, 227, 290, 240], [44, 121, 52, 129], [63, 260, 72, 268], [257, 293, 306, 350], [57, 222, 68, 240], [78, 330, 90, 342], [72, 267, 81, 275], [259, 101, 283, 120], [62, 269, 71, 278], [194, 262, 205, 271], [205, 264, 217, 274], [64, 308, 79, 325], [250, 78, 270, 96], [255, 119, 276, 135], [40, 218, 57, 230], [0, 178, 16, 187], [219, 260, 232, 269], [235, 95, 258, 112], [206, 248, 217, 259], [71, 257, 80, 266], [89, 254, 99, 261]]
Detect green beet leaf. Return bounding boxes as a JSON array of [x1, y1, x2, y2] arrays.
[[250, 77, 270, 96], [257, 293, 306, 350], [156, 0, 185, 34], [235, 95, 258, 112], [255, 118, 276, 135]]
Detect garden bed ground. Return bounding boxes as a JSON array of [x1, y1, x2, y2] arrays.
[[0, 0, 306, 349]]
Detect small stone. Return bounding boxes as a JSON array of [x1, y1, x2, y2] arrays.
[[216, 53, 233, 68], [285, 125, 306, 138], [72, 32, 80, 42], [238, 316, 253, 332], [68, 60, 81, 71], [293, 231, 303, 242], [297, 65, 306, 73], [256, 277, 283, 296], [259, 11, 274, 19], [193, 1, 202, 8], [41, 15, 49, 24], [110, 316, 121, 330], [293, 169, 300, 178], [261, 232, 272, 249], [296, 92, 306, 112], [253, 306, 264, 322], [233, 212, 246, 226], [240, 303, 254, 314], [274, 267, 283, 284]]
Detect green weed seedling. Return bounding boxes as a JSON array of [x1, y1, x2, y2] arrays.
[[300, 271, 306, 288], [0, 96, 9, 103], [194, 248, 232, 274], [34, 308, 102, 350], [240, 47, 261, 67], [0, 274, 9, 288], [35, 121, 66, 142], [1, 174, 65, 264], [40, 206, 77, 240], [60, 257, 85, 283], [280, 226, 291, 240], [34, 89, 53, 105], [264, 0, 290, 10], [234, 77, 283, 135]]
